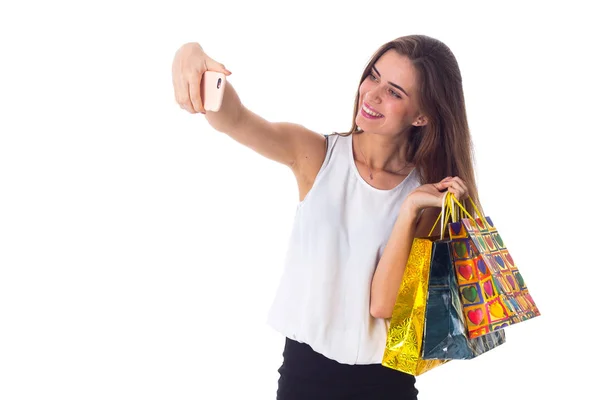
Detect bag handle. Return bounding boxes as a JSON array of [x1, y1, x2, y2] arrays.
[[447, 193, 493, 231], [427, 191, 492, 237], [427, 192, 453, 239]]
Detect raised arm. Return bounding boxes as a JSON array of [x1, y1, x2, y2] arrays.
[[172, 42, 324, 170]]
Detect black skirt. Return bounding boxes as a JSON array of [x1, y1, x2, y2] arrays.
[[276, 338, 418, 400]]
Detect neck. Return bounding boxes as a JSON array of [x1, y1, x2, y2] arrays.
[[354, 130, 412, 173]]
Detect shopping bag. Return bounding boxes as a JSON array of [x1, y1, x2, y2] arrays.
[[382, 193, 453, 375], [447, 194, 540, 338], [422, 238, 506, 360]]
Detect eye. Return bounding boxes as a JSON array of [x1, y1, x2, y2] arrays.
[[368, 71, 402, 99], [389, 89, 402, 99]]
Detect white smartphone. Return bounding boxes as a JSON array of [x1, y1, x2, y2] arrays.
[[200, 71, 226, 112]]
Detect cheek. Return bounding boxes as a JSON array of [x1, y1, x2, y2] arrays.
[[360, 77, 377, 91], [358, 81, 368, 97]]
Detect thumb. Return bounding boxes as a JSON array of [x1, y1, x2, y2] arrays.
[[207, 59, 232, 75], [218, 63, 232, 75]]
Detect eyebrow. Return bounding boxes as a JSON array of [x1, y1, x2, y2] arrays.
[[372, 65, 409, 97]]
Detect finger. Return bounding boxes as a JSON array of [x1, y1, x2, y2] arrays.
[[433, 181, 452, 191], [446, 180, 466, 195], [179, 81, 195, 113], [435, 177, 453, 188], [207, 58, 232, 75], [444, 177, 468, 199], [181, 82, 196, 113], [443, 185, 461, 204], [447, 176, 467, 189], [171, 59, 182, 103], [173, 71, 188, 107], [453, 180, 469, 199], [451, 187, 469, 202], [448, 188, 468, 204], [172, 75, 180, 105], [221, 64, 233, 75], [448, 187, 463, 199], [189, 73, 204, 113], [452, 177, 468, 193], [449, 182, 466, 198]]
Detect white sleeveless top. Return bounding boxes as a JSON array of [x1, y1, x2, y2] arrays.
[[266, 132, 422, 365]]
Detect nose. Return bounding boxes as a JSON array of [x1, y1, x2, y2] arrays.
[[366, 88, 383, 104]]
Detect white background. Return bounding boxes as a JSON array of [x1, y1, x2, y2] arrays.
[[1, 0, 598, 399]]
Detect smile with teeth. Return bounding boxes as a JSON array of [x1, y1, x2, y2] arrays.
[[361, 103, 383, 117]]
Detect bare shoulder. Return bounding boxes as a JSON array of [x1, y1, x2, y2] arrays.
[[290, 126, 327, 172], [288, 125, 328, 201]]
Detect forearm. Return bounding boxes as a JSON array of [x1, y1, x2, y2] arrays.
[[370, 201, 420, 319]]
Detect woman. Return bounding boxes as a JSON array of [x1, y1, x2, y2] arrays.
[[172, 35, 481, 399]]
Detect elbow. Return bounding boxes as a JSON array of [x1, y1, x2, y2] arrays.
[[370, 302, 393, 319]]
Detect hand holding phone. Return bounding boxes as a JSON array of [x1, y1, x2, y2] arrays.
[[171, 42, 232, 114]]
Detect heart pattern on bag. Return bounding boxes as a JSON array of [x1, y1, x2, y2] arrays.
[[477, 259, 487, 275], [492, 276, 505, 295], [494, 234, 504, 248], [506, 275, 516, 291], [495, 255, 505, 270], [484, 236, 495, 250], [489, 302, 506, 318], [462, 286, 478, 303], [468, 309, 484, 325], [454, 242, 467, 258], [483, 280, 494, 297], [504, 300, 514, 313], [477, 237, 487, 251], [451, 222, 464, 235], [458, 265, 473, 280], [515, 272, 525, 288], [525, 293, 536, 308], [494, 323, 509, 330]]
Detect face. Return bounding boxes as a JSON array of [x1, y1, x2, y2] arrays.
[[356, 50, 427, 136]]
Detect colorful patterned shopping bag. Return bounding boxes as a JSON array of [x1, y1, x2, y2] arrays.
[[422, 238, 506, 359], [447, 194, 540, 338]]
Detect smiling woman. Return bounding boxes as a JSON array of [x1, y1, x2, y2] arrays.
[[172, 34, 479, 400], [341, 39, 481, 213]]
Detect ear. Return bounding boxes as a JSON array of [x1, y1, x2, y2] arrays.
[[412, 115, 428, 127]]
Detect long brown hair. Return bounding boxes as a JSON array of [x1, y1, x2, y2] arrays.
[[335, 34, 484, 217]]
